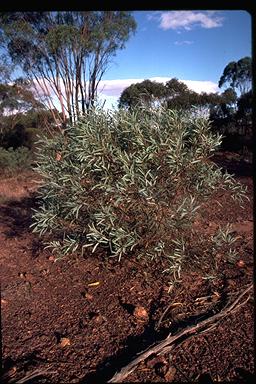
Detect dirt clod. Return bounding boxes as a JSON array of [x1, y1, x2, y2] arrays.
[[133, 306, 148, 321], [59, 337, 71, 348]]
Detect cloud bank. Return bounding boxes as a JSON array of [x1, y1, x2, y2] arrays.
[[149, 11, 224, 31]]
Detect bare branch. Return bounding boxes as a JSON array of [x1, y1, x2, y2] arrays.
[[108, 284, 253, 383]]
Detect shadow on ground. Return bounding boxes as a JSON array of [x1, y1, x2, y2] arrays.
[[0, 195, 38, 237], [212, 153, 253, 177], [79, 305, 223, 384]]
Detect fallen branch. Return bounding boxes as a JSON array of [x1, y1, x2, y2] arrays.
[[7, 368, 55, 384], [108, 283, 253, 383]]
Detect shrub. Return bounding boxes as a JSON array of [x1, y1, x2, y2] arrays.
[[0, 122, 40, 151], [23, 127, 42, 150], [31, 107, 248, 281], [0, 146, 32, 175]]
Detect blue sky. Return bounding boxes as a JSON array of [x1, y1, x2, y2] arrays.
[[98, 10, 252, 109]]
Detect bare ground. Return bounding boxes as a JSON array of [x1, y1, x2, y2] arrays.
[[1, 154, 254, 383]]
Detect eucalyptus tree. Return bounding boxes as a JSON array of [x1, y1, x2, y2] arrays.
[[212, 58, 252, 155], [118, 79, 166, 110], [218, 56, 252, 95], [0, 79, 44, 145], [119, 78, 226, 113], [0, 53, 14, 83], [0, 79, 42, 116], [0, 12, 136, 125], [118, 78, 197, 110]]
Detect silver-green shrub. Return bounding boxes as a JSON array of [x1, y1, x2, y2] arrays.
[[31, 106, 248, 280]]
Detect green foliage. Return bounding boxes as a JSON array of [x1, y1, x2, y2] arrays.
[[209, 56, 252, 158], [118, 80, 166, 109], [31, 107, 248, 281], [211, 224, 240, 263], [218, 56, 252, 95], [0, 52, 14, 83], [0, 81, 42, 115], [236, 90, 252, 121], [0, 146, 32, 175], [0, 108, 57, 150], [0, 122, 37, 150], [118, 77, 230, 113], [209, 88, 252, 158], [0, 12, 137, 123]]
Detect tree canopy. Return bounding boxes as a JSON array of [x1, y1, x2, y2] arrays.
[[118, 79, 166, 109], [0, 80, 42, 116], [118, 78, 231, 112], [218, 56, 252, 95], [0, 11, 137, 125]]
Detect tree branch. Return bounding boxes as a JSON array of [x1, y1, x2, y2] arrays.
[[108, 283, 253, 383]]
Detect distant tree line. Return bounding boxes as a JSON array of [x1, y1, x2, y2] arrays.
[[118, 77, 237, 111], [0, 9, 252, 163], [118, 57, 252, 159]]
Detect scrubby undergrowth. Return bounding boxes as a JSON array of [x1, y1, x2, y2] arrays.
[[31, 107, 248, 282], [0, 146, 33, 176]]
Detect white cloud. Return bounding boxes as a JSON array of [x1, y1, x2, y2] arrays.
[[174, 40, 194, 45], [98, 95, 119, 110], [157, 11, 224, 31], [182, 79, 219, 94], [98, 79, 146, 97], [146, 12, 160, 22]]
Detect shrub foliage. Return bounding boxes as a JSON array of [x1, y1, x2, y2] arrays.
[[31, 107, 248, 280], [0, 146, 32, 175]]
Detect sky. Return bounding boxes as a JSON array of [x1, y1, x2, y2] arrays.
[[97, 10, 252, 109]]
